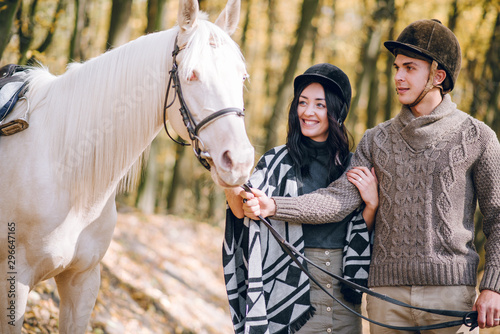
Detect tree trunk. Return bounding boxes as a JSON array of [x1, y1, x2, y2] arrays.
[[264, 0, 276, 99], [69, 0, 87, 61], [309, 25, 318, 64], [348, 24, 383, 133], [383, 3, 396, 121], [206, 183, 221, 221], [0, 0, 21, 59], [239, 0, 251, 53], [166, 141, 187, 214], [106, 0, 133, 49], [145, 0, 167, 33], [17, 0, 38, 64], [198, 0, 207, 10], [486, 12, 500, 134], [16, 0, 63, 65], [447, 0, 459, 31], [263, 0, 320, 151], [35, 0, 64, 54], [326, 0, 337, 63], [136, 139, 160, 214], [348, 0, 393, 135], [466, 4, 490, 118], [366, 63, 380, 129], [383, 24, 395, 121]]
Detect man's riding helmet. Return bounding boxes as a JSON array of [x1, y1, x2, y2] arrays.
[[384, 19, 461, 106], [294, 63, 352, 125]]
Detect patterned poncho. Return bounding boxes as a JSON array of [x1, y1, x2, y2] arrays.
[[223, 145, 371, 334]]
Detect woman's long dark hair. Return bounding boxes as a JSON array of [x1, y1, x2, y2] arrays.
[[286, 80, 353, 182]]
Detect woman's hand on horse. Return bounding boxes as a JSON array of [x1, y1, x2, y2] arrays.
[[241, 188, 276, 220]]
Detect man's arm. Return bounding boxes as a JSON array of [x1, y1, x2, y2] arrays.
[[271, 130, 375, 224], [474, 133, 500, 328]]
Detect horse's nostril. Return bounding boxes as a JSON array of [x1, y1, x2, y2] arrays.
[[222, 150, 233, 170]]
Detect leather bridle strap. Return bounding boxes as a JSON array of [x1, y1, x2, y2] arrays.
[[241, 184, 479, 331], [163, 35, 245, 171], [194, 107, 244, 135]]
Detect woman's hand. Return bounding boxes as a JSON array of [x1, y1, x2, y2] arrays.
[[347, 166, 378, 230], [225, 187, 276, 220], [241, 188, 276, 220], [224, 187, 246, 218]]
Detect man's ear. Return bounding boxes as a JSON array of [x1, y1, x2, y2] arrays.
[[434, 69, 447, 86]]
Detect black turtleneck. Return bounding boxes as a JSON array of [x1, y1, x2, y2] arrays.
[[299, 138, 352, 249]]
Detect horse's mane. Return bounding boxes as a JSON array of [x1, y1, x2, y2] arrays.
[[26, 18, 245, 210]]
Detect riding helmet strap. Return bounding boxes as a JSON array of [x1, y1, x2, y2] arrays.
[[407, 60, 439, 108]]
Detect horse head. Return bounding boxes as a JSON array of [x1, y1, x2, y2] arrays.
[[167, 0, 254, 188]]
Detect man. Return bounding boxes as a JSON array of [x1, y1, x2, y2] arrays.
[[236, 19, 500, 333]]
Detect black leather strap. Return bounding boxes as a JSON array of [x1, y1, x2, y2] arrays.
[[194, 108, 244, 135], [162, 36, 245, 171]]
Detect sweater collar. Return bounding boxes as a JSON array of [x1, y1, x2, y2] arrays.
[[392, 94, 468, 152]]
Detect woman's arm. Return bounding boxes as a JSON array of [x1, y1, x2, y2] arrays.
[[346, 167, 378, 231]]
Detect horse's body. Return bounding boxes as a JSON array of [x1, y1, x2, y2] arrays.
[[0, 0, 253, 332]]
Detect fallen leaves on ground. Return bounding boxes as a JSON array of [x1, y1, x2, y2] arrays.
[[22, 210, 234, 334], [21, 210, 499, 334]]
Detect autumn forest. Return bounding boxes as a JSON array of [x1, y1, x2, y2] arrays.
[[1, 0, 499, 267]]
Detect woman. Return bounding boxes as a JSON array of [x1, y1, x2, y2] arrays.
[[224, 63, 378, 334]]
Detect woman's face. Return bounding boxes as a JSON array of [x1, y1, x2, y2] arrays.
[[297, 82, 329, 142]]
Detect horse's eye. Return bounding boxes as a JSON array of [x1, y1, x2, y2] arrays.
[[243, 74, 249, 82]]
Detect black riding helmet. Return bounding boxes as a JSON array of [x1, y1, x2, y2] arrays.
[[293, 63, 352, 124]]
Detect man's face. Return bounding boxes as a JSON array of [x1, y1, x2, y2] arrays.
[[393, 54, 431, 105]]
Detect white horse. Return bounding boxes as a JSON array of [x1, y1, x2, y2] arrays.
[[0, 0, 254, 332]]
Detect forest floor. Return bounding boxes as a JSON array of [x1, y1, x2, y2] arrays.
[[22, 209, 233, 334], [20, 209, 499, 334]]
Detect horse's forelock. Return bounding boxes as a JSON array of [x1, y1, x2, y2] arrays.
[[177, 20, 245, 82]]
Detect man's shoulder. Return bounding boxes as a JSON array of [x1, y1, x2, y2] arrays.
[[359, 119, 395, 144], [455, 111, 498, 142]]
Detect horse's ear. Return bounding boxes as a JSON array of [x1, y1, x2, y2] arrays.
[[214, 0, 241, 36], [178, 0, 199, 32]]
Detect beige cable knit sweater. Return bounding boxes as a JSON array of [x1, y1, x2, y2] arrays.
[[273, 95, 500, 292]]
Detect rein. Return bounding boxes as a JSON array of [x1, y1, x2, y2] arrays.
[[241, 184, 479, 332], [163, 35, 245, 171]]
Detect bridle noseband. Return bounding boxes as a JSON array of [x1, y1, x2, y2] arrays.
[[163, 35, 245, 171]]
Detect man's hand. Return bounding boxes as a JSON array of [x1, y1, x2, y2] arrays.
[[241, 187, 276, 220], [473, 289, 500, 328]]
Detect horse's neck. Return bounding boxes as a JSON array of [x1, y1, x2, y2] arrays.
[[42, 29, 177, 210]]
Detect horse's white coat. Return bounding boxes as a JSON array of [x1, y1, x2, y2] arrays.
[[0, 0, 253, 332]]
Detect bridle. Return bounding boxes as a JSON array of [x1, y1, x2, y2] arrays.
[[163, 35, 245, 171]]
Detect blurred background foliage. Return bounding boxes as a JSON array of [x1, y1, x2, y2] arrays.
[[0, 0, 498, 270]]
